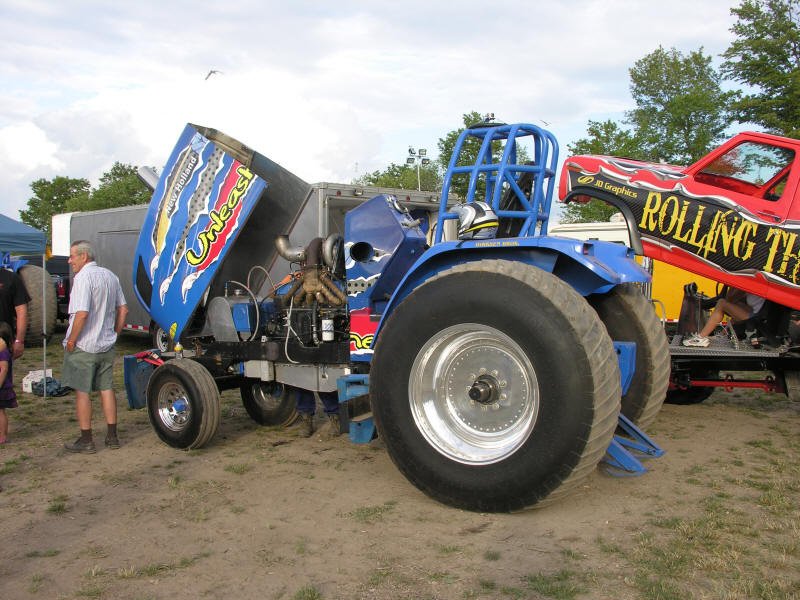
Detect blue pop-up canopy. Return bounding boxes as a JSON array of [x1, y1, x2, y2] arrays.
[[0, 213, 46, 253]]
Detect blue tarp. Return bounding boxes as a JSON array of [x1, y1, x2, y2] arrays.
[[0, 213, 46, 253]]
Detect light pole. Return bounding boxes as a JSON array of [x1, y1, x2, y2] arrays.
[[406, 146, 430, 191]]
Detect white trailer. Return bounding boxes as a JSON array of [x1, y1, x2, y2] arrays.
[[55, 183, 455, 351]]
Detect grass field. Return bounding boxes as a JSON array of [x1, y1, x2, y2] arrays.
[[1, 328, 799, 599]]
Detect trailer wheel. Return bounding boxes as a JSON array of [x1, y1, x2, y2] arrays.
[[151, 322, 173, 353], [781, 371, 800, 402], [146, 359, 220, 449], [371, 259, 620, 512], [665, 385, 715, 405], [240, 380, 298, 426], [19, 264, 57, 346], [588, 283, 670, 429]]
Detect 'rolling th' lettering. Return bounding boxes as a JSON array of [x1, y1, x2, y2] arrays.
[[575, 170, 800, 286], [185, 166, 254, 267], [764, 228, 800, 281], [639, 191, 758, 262]]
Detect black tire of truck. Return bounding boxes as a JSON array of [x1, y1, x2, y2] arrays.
[[370, 259, 621, 512], [151, 322, 173, 353], [665, 385, 715, 405], [781, 371, 800, 402], [146, 359, 221, 449], [240, 380, 299, 426], [19, 264, 57, 346], [587, 283, 671, 429]]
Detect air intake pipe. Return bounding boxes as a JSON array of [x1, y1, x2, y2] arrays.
[[274, 235, 306, 263]]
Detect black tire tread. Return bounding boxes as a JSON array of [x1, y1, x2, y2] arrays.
[[589, 284, 670, 429], [542, 305, 621, 506], [189, 360, 221, 449]]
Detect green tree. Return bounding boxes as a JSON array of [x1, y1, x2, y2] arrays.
[[567, 119, 643, 158], [561, 120, 646, 223], [626, 46, 734, 164], [20, 176, 90, 243], [560, 199, 623, 224], [721, 0, 800, 138], [353, 162, 441, 191], [66, 162, 152, 212], [20, 163, 153, 244]]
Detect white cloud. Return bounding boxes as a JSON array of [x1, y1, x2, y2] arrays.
[[0, 121, 65, 215], [0, 121, 63, 171], [0, 0, 741, 220]]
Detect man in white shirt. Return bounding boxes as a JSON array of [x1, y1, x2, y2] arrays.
[[62, 240, 128, 453]]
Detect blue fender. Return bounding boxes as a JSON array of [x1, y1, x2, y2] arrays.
[[371, 235, 650, 347]]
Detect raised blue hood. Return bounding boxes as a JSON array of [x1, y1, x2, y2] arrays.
[[133, 124, 310, 343]]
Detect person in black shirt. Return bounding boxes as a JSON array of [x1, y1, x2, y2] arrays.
[[0, 268, 30, 359]]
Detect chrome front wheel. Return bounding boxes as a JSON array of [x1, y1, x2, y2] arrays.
[[147, 359, 220, 449]]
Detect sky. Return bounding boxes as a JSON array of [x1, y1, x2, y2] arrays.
[[0, 0, 742, 224]]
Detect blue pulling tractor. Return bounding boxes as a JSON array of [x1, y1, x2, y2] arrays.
[[126, 120, 669, 512]]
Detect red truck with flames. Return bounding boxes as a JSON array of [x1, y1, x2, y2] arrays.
[[560, 131, 800, 402]]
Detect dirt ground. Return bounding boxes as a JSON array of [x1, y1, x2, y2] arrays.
[[1, 330, 799, 600]]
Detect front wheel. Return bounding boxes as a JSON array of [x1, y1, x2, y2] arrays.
[[146, 359, 221, 449], [371, 260, 621, 512], [240, 380, 298, 426], [151, 322, 173, 353]]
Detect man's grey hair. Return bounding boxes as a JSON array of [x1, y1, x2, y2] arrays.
[[71, 240, 95, 261]]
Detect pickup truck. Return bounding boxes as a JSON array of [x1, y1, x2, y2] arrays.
[[559, 131, 800, 402]]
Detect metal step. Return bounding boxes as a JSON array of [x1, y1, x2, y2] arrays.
[[670, 334, 783, 358]]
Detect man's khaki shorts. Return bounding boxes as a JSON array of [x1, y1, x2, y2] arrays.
[[61, 346, 116, 394]]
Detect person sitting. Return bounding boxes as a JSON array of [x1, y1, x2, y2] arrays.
[[683, 287, 765, 347]]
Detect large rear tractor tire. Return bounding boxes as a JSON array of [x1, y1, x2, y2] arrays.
[[19, 264, 57, 346], [588, 283, 670, 429], [240, 380, 298, 426], [370, 260, 621, 512], [146, 359, 221, 449]]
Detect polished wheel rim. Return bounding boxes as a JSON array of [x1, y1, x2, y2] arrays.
[[155, 328, 170, 352], [157, 382, 191, 432], [410, 323, 539, 465], [251, 382, 284, 410]]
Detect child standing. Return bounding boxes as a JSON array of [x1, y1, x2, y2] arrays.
[[0, 322, 17, 444]]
